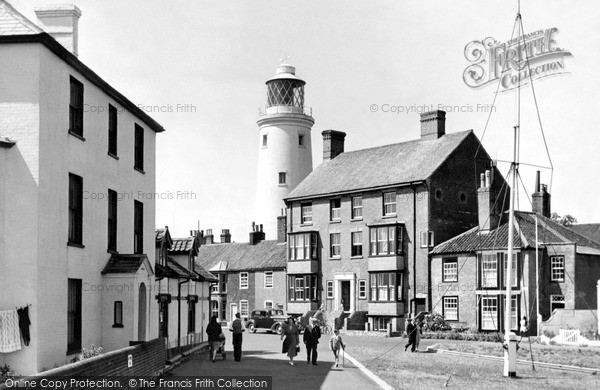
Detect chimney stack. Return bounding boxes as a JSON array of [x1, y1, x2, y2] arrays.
[[249, 221, 266, 245], [322, 130, 346, 161], [204, 229, 214, 245], [277, 209, 287, 243], [477, 169, 499, 231], [532, 171, 551, 218], [220, 229, 231, 244], [420, 110, 446, 140], [35, 4, 82, 57]]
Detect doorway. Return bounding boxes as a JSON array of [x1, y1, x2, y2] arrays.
[[230, 303, 238, 322], [138, 283, 146, 341], [341, 281, 351, 312]]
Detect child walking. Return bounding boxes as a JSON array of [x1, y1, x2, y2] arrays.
[[329, 329, 346, 367]]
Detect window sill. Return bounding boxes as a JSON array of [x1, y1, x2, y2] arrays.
[[351, 218, 363, 222], [68, 130, 86, 141], [108, 152, 119, 160], [67, 241, 85, 249], [351, 256, 363, 259], [278, 184, 288, 187], [112, 324, 124, 328], [329, 220, 341, 224], [107, 249, 118, 254], [382, 214, 397, 219], [329, 257, 341, 261], [134, 167, 145, 174], [300, 223, 313, 227], [441, 280, 458, 283]]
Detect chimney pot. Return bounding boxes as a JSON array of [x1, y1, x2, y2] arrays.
[[420, 110, 446, 140], [322, 130, 346, 161], [532, 172, 551, 218], [34, 4, 82, 56], [485, 170, 491, 188]]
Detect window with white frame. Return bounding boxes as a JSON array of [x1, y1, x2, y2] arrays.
[[264, 271, 273, 288], [351, 231, 363, 257], [289, 232, 318, 260], [262, 134, 267, 147], [502, 253, 518, 287], [330, 199, 341, 221], [330, 233, 341, 257], [352, 196, 363, 219], [264, 300, 273, 309], [419, 231, 434, 248], [550, 295, 565, 312], [481, 254, 498, 288], [240, 300, 249, 317], [550, 256, 565, 282], [373, 317, 390, 331], [369, 225, 402, 256], [443, 296, 458, 321], [326, 281, 334, 299], [220, 273, 227, 293], [358, 280, 367, 299], [383, 192, 396, 216], [369, 272, 401, 302], [240, 272, 248, 289], [502, 295, 519, 330], [288, 275, 318, 302], [481, 296, 498, 330], [211, 284, 218, 293], [442, 258, 458, 282], [278, 172, 286, 185], [301, 203, 312, 224]]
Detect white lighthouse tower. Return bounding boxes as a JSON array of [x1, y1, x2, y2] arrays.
[[255, 62, 314, 239]]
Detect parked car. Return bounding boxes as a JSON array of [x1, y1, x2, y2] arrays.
[[246, 308, 287, 334]]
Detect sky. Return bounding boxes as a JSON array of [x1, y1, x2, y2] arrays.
[[13, 0, 600, 241]]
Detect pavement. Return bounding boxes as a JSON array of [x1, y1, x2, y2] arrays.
[[169, 328, 385, 390]]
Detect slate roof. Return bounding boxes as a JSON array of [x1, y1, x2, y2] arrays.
[[195, 240, 287, 272], [286, 130, 474, 200], [101, 254, 149, 274], [431, 211, 600, 255], [167, 258, 198, 279], [195, 264, 218, 282], [571, 224, 600, 245]]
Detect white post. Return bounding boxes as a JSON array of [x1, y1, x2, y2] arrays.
[[504, 126, 518, 378], [597, 280, 600, 337], [536, 216, 540, 337]]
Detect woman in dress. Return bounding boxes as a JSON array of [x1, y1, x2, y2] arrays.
[[280, 317, 300, 365]]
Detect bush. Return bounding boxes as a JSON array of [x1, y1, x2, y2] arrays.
[[79, 344, 103, 361], [0, 364, 17, 382], [421, 331, 503, 342]]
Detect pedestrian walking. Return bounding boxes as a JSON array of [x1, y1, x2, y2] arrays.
[[206, 315, 223, 362], [229, 312, 245, 362], [303, 317, 321, 365], [329, 329, 346, 368], [414, 318, 423, 352], [404, 318, 417, 352], [280, 317, 300, 365]]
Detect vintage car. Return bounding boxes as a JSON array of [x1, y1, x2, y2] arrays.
[[245, 308, 288, 334]]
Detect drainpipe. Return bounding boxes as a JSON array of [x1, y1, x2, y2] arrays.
[[413, 184, 417, 315], [178, 278, 189, 354]]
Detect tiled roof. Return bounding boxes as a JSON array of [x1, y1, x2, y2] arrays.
[[101, 254, 149, 274], [571, 224, 600, 245], [431, 212, 600, 255], [286, 130, 473, 200], [167, 258, 198, 279], [195, 240, 287, 272], [170, 237, 197, 255], [195, 264, 218, 282], [155, 228, 173, 248]]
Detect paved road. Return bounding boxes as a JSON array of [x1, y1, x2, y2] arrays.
[[170, 328, 383, 390]]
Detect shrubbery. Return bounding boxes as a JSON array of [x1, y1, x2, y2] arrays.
[[421, 331, 503, 342], [79, 344, 103, 360], [0, 364, 17, 382]]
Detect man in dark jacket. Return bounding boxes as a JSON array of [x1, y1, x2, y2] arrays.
[[303, 317, 321, 365], [229, 312, 245, 362], [404, 318, 417, 352], [206, 315, 223, 362]]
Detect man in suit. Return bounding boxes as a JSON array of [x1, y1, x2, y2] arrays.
[[303, 317, 321, 365]]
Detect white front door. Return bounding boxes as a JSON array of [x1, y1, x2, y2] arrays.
[[230, 303, 238, 323]]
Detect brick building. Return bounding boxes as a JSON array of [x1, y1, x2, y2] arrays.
[[0, 1, 163, 373], [195, 225, 287, 323], [430, 173, 600, 334], [283, 110, 505, 331]]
